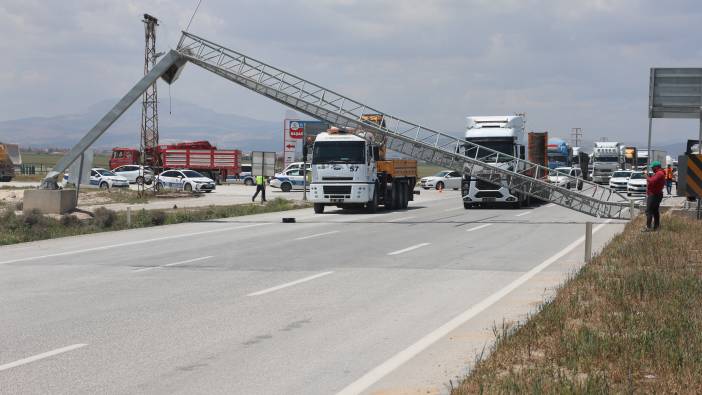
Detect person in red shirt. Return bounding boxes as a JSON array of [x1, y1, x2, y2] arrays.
[[644, 160, 665, 231]]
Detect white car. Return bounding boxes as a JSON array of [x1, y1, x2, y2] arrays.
[[155, 169, 216, 193], [270, 169, 307, 192], [420, 170, 462, 190], [609, 170, 632, 191], [627, 171, 647, 196], [90, 168, 129, 190], [547, 167, 583, 190], [112, 165, 154, 185], [282, 162, 311, 174]]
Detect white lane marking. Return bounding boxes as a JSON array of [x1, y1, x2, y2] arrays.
[[133, 256, 214, 272], [247, 271, 334, 297], [295, 230, 340, 241], [387, 243, 430, 256], [466, 224, 492, 232], [0, 223, 271, 265], [443, 207, 462, 212], [0, 344, 87, 372], [388, 216, 415, 222], [337, 219, 613, 395], [515, 211, 531, 217]]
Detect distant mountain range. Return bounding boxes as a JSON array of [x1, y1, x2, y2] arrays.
[[0, 100, 692, 158], [0, 99, 283, 152]]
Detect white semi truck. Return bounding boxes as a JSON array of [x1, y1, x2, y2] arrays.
[[461, 115, 529, 208], [635, 149, 667, 170], [309, 119, 417, 214], [591, 141, 622, 184]]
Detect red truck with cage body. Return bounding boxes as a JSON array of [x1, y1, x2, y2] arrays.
[[109, 141, 241, 183]]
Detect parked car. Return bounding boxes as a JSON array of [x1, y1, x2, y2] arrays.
[[547, 167, 583, 190], [112, 165, 154, 185], [627, 171, 647, 196], [282, 162, 311, 174], [269, 168, 307, 192], [90, 168, 129, 190], [419, 170, 462, 190], [155, 169, 216, 193], [609, 170, 632, 191], [226, 163, 255, 185]]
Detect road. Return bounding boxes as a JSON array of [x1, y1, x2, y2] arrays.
[[0, 190, 626, 394]]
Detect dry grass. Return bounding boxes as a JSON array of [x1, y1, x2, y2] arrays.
[[453, 214, 702, 394]]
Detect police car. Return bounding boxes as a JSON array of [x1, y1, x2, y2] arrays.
[[90, 168, 130, 190], [269, 169, 307, 192], [155, 169, 216, 193]]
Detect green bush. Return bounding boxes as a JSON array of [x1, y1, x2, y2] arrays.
[[150, 210, 167, 226], [60, 214, 81, 227], [93, 207, 117, 228]]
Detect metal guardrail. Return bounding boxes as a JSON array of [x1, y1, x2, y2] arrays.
[[176, 31, 632, 219]]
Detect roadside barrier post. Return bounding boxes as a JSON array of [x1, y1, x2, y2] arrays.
[[630, 200, 635, 220], [127, 206, 132, 228], [585, 221, 593, 263]]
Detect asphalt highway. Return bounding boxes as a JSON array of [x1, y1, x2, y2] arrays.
[[0, 190, 626, 394]]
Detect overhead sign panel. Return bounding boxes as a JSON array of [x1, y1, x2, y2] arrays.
[[650, 68, 702, 119]]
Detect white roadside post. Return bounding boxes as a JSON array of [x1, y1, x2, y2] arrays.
[[127, 206, 132, 228], [585, 221, 593, 263]]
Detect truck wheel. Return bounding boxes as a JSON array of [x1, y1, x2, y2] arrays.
[[367, 189, 378, 213], [385, 183, 396, 210], [136, 176, 145, 185], [401, 183, 409, 209], [244, 178, 254, 186], [463, 202, 472, 209], [313, 203, 325, 214], [100, 182, 109, 190], [281, 182, 292, 192], [184, 183, 193, 192]]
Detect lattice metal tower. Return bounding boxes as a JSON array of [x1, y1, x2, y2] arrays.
[[141, 14, 160, 167], [571, 127, 583, 147]]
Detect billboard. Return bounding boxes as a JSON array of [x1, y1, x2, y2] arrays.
[[283, 119, 329, 168]]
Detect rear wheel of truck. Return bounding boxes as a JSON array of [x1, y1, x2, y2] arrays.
[[401, 183, 409, 209], [313, 203, 325, 214], [463, 202, 472, 209]]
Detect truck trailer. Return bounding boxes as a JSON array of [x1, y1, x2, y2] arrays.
[[547, 138, 572, 169], [309, 121, 417, 214]]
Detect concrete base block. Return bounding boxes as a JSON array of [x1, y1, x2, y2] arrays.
[[23, 189, 77, 214]]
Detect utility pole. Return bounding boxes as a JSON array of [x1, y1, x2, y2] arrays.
[[571, 127, 583, 147], [141, 14, 160, 172]]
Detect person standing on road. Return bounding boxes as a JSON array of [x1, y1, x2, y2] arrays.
[[644, 160, 665, 231], [252, 175, 267, 203], [665, 164, 674, 195]]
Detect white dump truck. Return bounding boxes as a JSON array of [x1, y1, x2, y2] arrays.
[[591, 141, 622, 184]]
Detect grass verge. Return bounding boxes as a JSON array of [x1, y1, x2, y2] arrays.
[[453, 215, 702, 394], [0, 197, 309, 246]]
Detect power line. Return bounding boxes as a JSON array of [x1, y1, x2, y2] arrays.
[[185, 0, 204, 32]]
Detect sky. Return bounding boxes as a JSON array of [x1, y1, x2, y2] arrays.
[[2, 0, 702, 147]]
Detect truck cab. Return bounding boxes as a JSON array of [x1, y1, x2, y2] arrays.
[[591, 142, 622, 184], [462, 115, 529, 208]]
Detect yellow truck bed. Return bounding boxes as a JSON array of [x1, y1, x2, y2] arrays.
[[377, 159, 417, 178]]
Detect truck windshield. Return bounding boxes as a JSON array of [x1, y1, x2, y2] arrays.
[[312, 141, 365, 164], [465, 140, 515, 162], [594, 156, 618, 162]]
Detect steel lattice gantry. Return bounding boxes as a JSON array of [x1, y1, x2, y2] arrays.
[[44, 31, 633, 219]]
